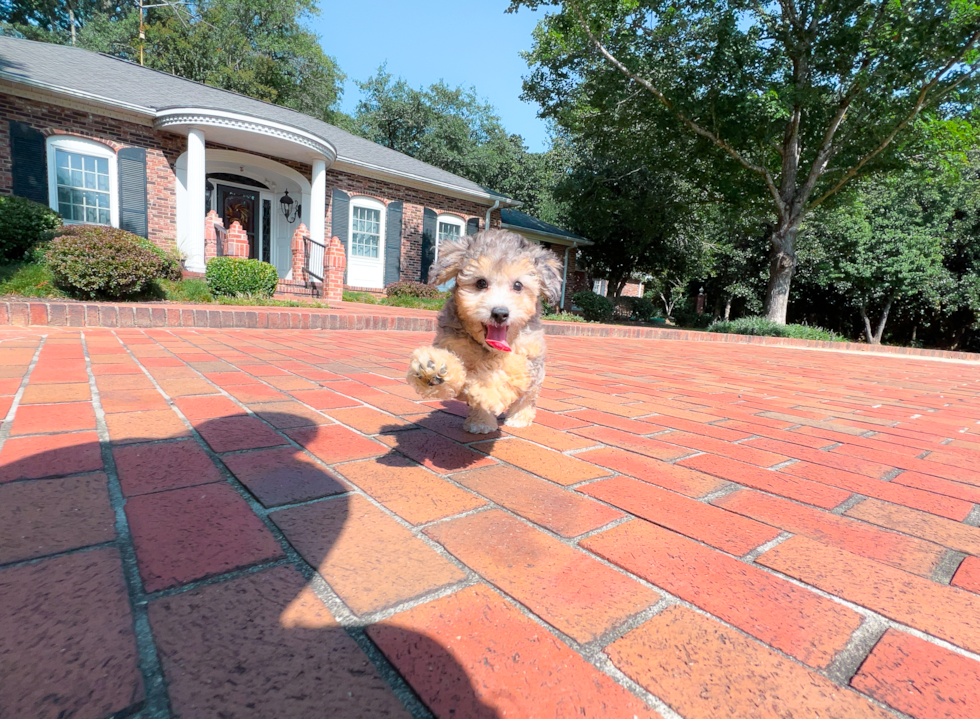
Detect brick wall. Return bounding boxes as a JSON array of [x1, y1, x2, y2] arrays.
[[0, 92, 182, 249], [1, 91, 502, 282]]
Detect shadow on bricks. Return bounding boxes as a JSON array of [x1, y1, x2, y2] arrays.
[[0, 413, 500, 719]]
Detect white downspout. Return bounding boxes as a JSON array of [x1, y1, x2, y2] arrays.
[[561, 243, 577, 310], [485, 200, 501, 230]]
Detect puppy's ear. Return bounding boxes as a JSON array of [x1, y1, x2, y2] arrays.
[[427, 238, 467, 285], [534, 247, 563, 304]]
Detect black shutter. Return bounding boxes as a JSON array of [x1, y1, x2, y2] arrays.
[[466, 217, 480, 235], [10, 121, 47, 205], [421, 207, 437, 283], [117, 147, 148, 237], [331, 189, 350, 282], [384, 201, 403, 286]]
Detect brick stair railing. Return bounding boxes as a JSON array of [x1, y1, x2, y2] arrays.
[[2, 298, 978, 363]]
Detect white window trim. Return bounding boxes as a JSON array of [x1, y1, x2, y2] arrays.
[[348, 196, 386, 263], [46, 136, 119, 227], [435, 214, 465, 261]]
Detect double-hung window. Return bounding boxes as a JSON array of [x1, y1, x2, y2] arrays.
[[351, 204, 382, 258], [435, 215, 465, 260], [46, 137, 118, 226]]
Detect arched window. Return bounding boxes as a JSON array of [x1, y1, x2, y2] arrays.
[[46, 136, 118, 226]]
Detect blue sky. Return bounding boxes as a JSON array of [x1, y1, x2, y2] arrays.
[[309, 1, 553, 152]]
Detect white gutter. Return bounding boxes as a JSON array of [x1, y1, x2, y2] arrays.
[[485, 200, 501, 230], [561, 243, 578, 310]]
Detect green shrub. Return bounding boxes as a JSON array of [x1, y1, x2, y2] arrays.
[[543, 311, 586, 322], [46, 225, 163, 299], [385, 280, 444, 299], [343, 290, 378, 304], [205, 257, 279, 297], [156, 277, 213, 303], [572, 290, 615, 322], [0, 196, 62, 262], [135, 238, 183, 281], [708, 316, 844, 341], [614, 296, 656, 322]]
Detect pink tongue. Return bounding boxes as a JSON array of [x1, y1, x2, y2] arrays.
[[485, 324, 511, 352]]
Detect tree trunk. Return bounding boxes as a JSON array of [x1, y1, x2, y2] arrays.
[[764, 221, 800, 324], [859, 297, 894, 345], [724, 294, 733, 321]]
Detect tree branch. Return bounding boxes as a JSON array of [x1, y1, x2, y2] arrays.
[[808, 27, 980, 210], [569, 2, 785, 216]]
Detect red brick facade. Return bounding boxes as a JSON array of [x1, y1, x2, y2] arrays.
[[0, 90, 501, 284]]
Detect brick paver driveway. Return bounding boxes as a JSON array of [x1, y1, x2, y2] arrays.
[[1, 327, 979, 719]]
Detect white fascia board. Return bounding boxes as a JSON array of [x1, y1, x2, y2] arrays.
[[502, 223, 592, 246]]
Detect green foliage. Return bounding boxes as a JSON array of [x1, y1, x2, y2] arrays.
[[134, 239, 183, 281], [343, 290, 377, 304], [350, 66, 560, 220], [512, 0, 980, 320], [45, 226, 165, 299], [2, 0, 345, 123], [156, 278, 213, 303], [0, 262, 64, 298], [542, 311, 586, 322], [572, 290, 614, 322], [205, 257, 279, 297], [708, 317, 843, 342], [0, 196, 62, 262], [385, 280, 444, 299]]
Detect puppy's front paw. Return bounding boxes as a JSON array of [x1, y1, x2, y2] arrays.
[[407, 347, 465, 399], [463, 408, 498, 434], [504, 405, 536, 428]]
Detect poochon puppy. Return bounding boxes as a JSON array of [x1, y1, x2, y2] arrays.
[[406, 229, 562, 434]]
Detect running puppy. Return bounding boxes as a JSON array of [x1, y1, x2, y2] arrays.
[[407, 229, 562, 433]]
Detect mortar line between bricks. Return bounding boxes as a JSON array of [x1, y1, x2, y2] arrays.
[[113, 330, 455, 719], [0, 538, 117, 571], [0, 335, 45, 457], [80, 331, 171, 719]]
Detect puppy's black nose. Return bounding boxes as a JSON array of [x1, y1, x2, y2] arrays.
[[490, 307, 510, 324]]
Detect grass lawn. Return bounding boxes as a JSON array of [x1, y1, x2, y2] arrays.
[[343, 290, 447, 311]]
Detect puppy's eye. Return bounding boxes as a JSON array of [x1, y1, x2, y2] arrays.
[[513, 281, 523, 292], [475, 279, 488, 290]]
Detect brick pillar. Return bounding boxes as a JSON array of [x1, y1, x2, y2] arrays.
[[290, 223, 308, 281], [204, 211, 222, 261], [225, 221, 249, 259], [324, 235, 347, 303]]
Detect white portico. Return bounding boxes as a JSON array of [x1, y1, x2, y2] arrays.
[[155, 108, 336, 276]]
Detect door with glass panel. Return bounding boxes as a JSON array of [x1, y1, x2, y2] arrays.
[[55, 150, 111, 224], [347, 201, 385, 288]]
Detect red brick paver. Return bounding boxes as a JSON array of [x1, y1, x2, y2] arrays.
[[2, 325, 980, 718]]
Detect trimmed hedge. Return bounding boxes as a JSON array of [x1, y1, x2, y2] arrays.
[[707, 316, 843, 341], [206, 257, 279, 297], [134, 237, 183, 281], [385, 280, 444, 298], [46, 226, 163, 299], [614, 295, 657, 322], [0, 196, 62, 262], [572, 290, 615, 322]]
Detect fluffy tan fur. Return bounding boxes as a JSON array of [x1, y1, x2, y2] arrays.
[[406, 230, 561, 434]]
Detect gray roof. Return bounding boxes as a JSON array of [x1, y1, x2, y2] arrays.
[[0, 35, 513, 205], [501, 208, 590, 245]]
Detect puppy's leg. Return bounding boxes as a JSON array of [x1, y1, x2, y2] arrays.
[[463, 406, 498, 434], [407, 347, 465, 399], [504, 393, 536, 428]]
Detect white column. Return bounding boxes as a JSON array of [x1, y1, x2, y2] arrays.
[[310, 157, 327, 244], [185, 128, 207, 272]]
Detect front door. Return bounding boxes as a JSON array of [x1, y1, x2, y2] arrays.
[[217, 184, 258, 259]]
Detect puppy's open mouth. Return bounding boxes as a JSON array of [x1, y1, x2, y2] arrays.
[[484, 324, 512, 352]]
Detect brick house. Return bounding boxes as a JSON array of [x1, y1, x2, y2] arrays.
[[0, 36, 528, 296]]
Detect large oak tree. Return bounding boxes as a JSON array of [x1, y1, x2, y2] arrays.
[[511, 0, 980, 322]]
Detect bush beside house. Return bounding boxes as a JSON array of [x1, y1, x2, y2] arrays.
[[0, 196, 62, 262], [45, 226, 165, 299], [206, 257, 279, 297]]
